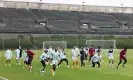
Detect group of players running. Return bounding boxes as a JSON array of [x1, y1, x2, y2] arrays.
[[39, 45, 128, 76], [4, 45, 128, 76], [5, 46, 35, 71]]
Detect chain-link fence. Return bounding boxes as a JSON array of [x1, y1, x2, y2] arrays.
[[0, 33, 133, 63]]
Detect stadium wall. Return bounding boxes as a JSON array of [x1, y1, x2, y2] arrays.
[[0, 1, 133, 13]]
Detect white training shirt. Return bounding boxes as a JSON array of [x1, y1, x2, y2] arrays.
[[60, 52, 66, 59], [108, 49, 113, 54], [95, 48, 101, 56], [83, 48, 88, 55], [15, 49, 20, 58], [72, 49, 78, 57], [5, 49, 12, 59], [91, 55, 99, 62], [51, 51, 60, 61], [75, 48, 80, 55], [40, 52, 47, 61], [23, 51, 27, 60], [47, 48, 54, 58], [48, 48, 53, 54]]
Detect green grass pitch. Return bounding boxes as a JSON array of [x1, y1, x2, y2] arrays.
[[0, 49, 133, 80]]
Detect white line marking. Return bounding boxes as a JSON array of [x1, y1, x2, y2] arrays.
[[0, 77, 8, 80]]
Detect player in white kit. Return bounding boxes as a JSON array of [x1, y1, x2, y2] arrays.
[[51, 48, 60, 76], [108, 47, 114, 67], [91, 55, 100, 69], [71, 46, 80, 69], [40, 50, 48, 73], [23, 50, 28, 67], [84, 45, 88, 61], [47, 46, 53, 65], [95, 46, 103, 63], [58, 49, 70, 68], [5, 48, 12, 66], [15, 48, 20, 65], [47, 46, 53, 59]]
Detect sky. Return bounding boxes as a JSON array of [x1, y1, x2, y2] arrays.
[[1, 0, 133, 7]]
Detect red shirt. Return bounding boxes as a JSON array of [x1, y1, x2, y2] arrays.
[[89, 48, 95, 56], [26, 50, 35, 58], [120, 49, 127, 56]]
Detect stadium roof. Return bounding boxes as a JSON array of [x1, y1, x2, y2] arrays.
[[2, 0, 133, 7]]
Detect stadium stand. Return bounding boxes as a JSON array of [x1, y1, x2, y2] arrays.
[[0, 8, 35, 20], [47, 20, 81, 34], [32, 10, 79, 20], [90, 21, 121, 32], [91, 21, 120, 28], [74, 12, 117, 21], [0, 6, 133, 34], [1, 18, 48, 33], [0, 18, 4, 23], [109, 13, 131, 21]]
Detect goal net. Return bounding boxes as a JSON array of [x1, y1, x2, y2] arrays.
[[43, 41, 67, 49], [86, 40, 116, 49]]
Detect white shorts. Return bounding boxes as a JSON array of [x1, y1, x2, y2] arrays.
[[72, 56, 78, 61], [94, 53, 98, 56], [47, 54, 52, 59], [25, 57, 28, 61], [6, 57, 11, 60], [52, 60, 58, 65], [47, 54, 50, 58], [16, 56, 20, 60], [98, 55, 102, 61], [108, 54, 114, 59]]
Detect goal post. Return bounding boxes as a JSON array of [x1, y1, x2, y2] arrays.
[[43, 41, 68, 58], [43, 41, 67, 50], [86, 40, 116, 49]]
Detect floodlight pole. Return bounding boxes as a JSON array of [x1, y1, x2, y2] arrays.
[[38, 0, 42, 10], [62, 34, 65, 48], [18, 34, 20, 47], [82, 2, 85, 12], [33, 34, 35, 48], [82, 2, 85, 41], [48, 34, 51, 47], [62, 34, 64, 42], [82, 2, 85, 20], [121, 4, 124, 13], [89, 35, 92, 47], [77, 35, 79, 47], [2, 34, 4, 64], [102, 35, 104, 49]]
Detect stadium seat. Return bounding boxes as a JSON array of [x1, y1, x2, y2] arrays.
[[0, 7, 133, 34], [47, 20, 82, 33], [0, 8, 36, 19]]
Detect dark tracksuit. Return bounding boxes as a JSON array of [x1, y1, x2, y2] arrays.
[[40, 59, 47, 71], [19, 49, 22, 58], [80, 50, 85, 67]]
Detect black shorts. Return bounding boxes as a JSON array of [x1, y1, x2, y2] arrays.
[[40, 60, 46, 67], [85, 54, 88, 60], [19, 49, 22, 58], [19, 54, 22, 58], [80, 58, 85, 62], [24, 61, 28, 65], [27, 58, 33, 65]]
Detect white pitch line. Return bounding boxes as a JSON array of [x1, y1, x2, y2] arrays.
[[0, 77, 8, 80]]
